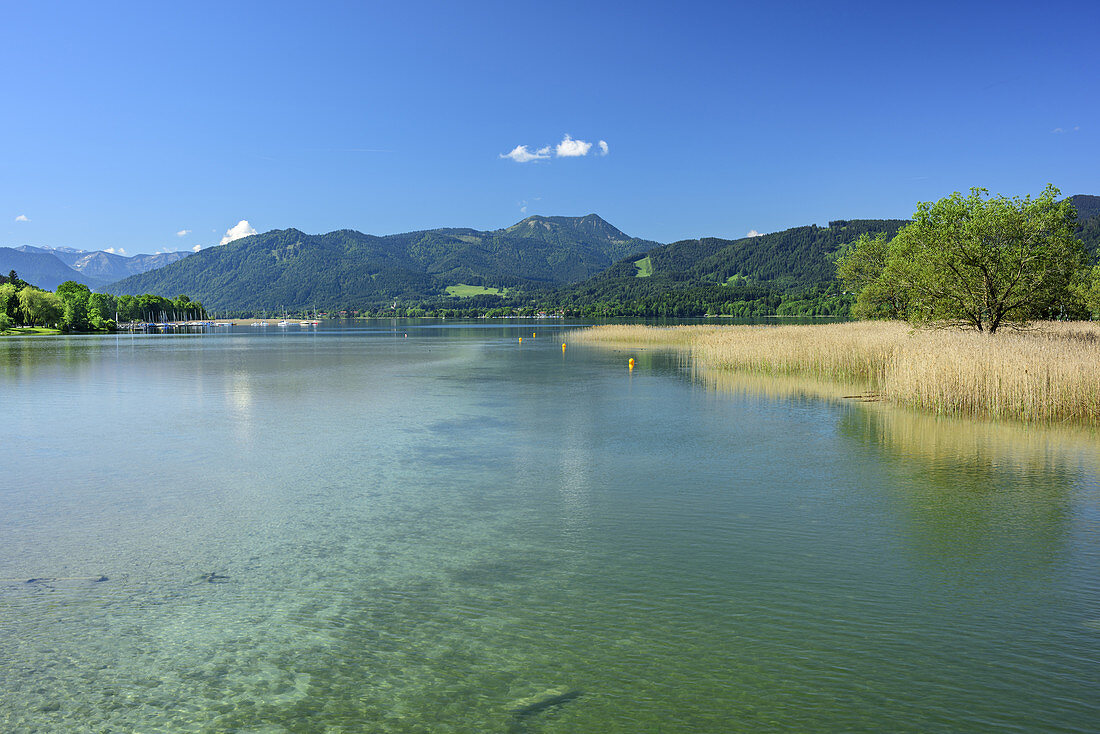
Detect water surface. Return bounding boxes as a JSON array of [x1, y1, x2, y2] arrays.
[[2, 322, 1098, 732]]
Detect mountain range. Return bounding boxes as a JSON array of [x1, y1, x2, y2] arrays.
[[7, 195, 1099, 315], [0, 245, 189, 290], [103, 215, 658, 310]]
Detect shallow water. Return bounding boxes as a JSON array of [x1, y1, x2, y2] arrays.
[[2, 322, 1098, 732]]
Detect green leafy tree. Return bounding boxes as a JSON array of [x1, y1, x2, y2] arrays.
[[835, 232, 910, 318], [87, 292, 118, 327], [1074, 264, 1100, 318], [0, 282, 18, 325], [117, 294, 137, 321], [56, 280, 93, 332], [838, 185, 1085, 333], [18, 288, 63, 327], [56, 280, 91, 301]]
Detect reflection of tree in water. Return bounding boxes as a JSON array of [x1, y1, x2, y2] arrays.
[[837, 405, 1096, 580], [0, 334, 98, 377]]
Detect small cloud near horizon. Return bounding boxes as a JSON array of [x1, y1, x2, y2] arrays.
[[1052, 125, 1081, 134], [15, 214, 29, 222], [177, 229, 191, 237], [191, 244, 202, 253], [220, 220, 258, 245], [104, 247, 128, 256], [746, 230, 764, 237]]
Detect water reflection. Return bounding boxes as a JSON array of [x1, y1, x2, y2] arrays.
[[0, 335, 98, 379], [694, 363, 1099, 580], [693, 361, 1100, 472]]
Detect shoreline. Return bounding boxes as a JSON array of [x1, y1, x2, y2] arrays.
[[568, 321, 1100, 424]]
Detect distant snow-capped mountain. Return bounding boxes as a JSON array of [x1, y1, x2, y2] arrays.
[[1, 245, 192, 290]]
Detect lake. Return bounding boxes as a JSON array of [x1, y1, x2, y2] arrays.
[[2, 321, 1098, 732]]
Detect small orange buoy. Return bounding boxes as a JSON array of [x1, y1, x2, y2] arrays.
[[562, 343, 566, 351], [519, 337, 522, 343], [532, 332, 536, 338], [628, 358, 635, 370]]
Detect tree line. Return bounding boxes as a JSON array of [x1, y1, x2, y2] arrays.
[[0, 272, 205, 333]]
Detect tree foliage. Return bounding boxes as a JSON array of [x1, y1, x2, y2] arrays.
[[837, 186, 1087, 332], [834, 232, 909, 319], [17, 287, 63, 327]]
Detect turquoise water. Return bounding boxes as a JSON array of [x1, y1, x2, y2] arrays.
[[1, 322, 1098, 732]]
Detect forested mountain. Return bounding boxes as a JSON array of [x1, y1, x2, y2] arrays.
[[1069, 194, 1100, 222], [551, 220, 909, 315], [104, 215, 656, 310], [1070, 195, 1100, 255], [553, 198, 1100, 317]]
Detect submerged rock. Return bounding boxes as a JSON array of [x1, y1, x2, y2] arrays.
[[507, 687, 582, 719]]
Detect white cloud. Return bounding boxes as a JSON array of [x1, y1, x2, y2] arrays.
[[104, 247, 128, 255], [746, 230, 764, 238], [501, 136, 608, 161], [220, 219, 258, 245], [191, 244, 202, 253], [14, 214, 29, 222], [556, 134, 592, 157], [1052, 127, 1065, 134], [500, 144, 551, 163], [176, 229, 191, 237]]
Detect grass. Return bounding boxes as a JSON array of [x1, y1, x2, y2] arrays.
[[445, 284, 506, 297], [0, 326, 62, 336], [569, 321, 1100, 424], [633, 256, 653, 278]]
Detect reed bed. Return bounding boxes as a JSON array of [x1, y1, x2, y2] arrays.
[[694, 362, 1100, 472], [570, 321, 1100, 423]]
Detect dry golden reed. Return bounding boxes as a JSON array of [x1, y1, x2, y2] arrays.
[[570, 321, 1100, 423]]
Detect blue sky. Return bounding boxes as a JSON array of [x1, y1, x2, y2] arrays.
[[3, 0, 1097, 255]]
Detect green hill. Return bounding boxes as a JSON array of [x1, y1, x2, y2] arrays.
[[1070, 195, 1100, 256], [555, 200, 1100, 317], [104, 215, 657, 311], [554, 219, 909, 315]]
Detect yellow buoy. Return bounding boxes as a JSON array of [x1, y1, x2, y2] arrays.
[[562, 343, 566, 351], [628, 358, 635, 370], [519, 337, 522, 343]]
